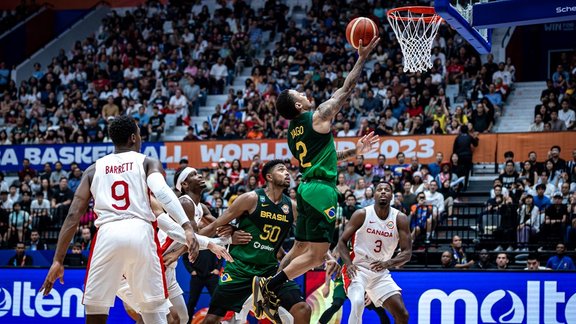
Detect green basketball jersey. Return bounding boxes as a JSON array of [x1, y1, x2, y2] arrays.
[[287, 111, 337, 184], [229, 189, 294, 268]]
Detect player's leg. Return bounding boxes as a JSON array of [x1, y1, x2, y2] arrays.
[[368, 272, 407, 324], [85, 306, 109, 324], [169, 294, 188, 324], [187, 274, 205, 319], [347, 280, 367, 324], [380, 294, 409, 324], [278, 240, 309, 272], [277, 281, 310, 324], [204, 273, 252, 324], [126, 220, 170, 324], [318, 297, 345, 324], [83, 224, 128, 322]]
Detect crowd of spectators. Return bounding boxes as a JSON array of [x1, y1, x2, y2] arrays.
[[479, 145, 576, 252], [1, 0, 561, 147], [530, 65, 576, 132], [0, 2, 41, 36]]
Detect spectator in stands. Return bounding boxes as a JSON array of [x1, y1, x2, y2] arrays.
[[30, 191, 50, 230], [0, 172, 8, 192], [101, 96, 120, 121], [50, 177, 73, 224], [424, 180, 444, 220], [473, 249, 495, 269], [372, 154, 387, 179], [63, 242, 87, 267], [393, 152, 409, 177], [148, 106, 165, 141], [537, 170, 557, 198], [529, 114, 545, 132], [470, 102, 494, 133], [549, 110, 567, 131], [77, 228, 92, 251], [343, 162, 361, 189], [533, 184, 552, 211], [7, 242, 33, 267], [516, 194, 540, 251], [540, 194, 568, 245], [169, 89, 188, 125], [49, 161, 69, 188], [440, 251, 455, 268], [495, 253, 509, 270], [209, 57, 228, 94], [0, 190, 13, 209], [452, 125, 478, 188], [499, 161, 519, 190], [409, 193, 434, 243], [8, 185, 19, 205], [546, 243, 575, 270], [520, 160, 538, 186], [343, 194, 359, 220], [27, 229, 47, 251], [8, 202, 30, 243], [18, 158, 37, 182], [525, 253, 548, 270], [428, 152, 444, 178], [549, 146, 567, 174], [337, 121, 355, 137], [558, 99, 575, 129], [68, 167, 82, 192], [450, 235, 474, 268]]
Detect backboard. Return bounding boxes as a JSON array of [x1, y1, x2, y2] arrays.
[[435, 0, 576, 54]]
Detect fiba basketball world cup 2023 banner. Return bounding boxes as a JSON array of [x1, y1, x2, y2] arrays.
[[0, 132, 573, 172]]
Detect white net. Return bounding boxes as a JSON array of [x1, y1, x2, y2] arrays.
[[387, 8, 443, 73]]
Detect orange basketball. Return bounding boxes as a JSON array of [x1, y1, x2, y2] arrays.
[[346, 17, 378, 49]]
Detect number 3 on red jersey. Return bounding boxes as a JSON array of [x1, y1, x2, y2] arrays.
[[111, 180, 131, 210]]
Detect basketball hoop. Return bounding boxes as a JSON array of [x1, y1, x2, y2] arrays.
[[387, 6, 443, 73]]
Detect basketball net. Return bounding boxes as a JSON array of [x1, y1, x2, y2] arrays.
[[387, 7, 443, 73]]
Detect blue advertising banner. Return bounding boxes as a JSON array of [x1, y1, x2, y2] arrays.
[[307, 270, 576, 324], [0, 268, 130, 324], [1, 267, 574, 323], [0, 142, 188, 172]]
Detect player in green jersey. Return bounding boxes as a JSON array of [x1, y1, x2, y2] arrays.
[[253, 36, 381, 310], [200, 160, 311, 324]]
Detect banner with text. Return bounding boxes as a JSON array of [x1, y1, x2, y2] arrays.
[[0, 132, 573, 172], [306, 270, 576, 324], [164, 134, 498, 169]]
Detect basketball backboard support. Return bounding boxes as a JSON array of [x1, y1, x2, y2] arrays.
[[435, 0, 576, 54]]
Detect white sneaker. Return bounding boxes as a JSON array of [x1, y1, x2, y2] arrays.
[[493, 245, 503, 252], [506, 246, 514, 252]]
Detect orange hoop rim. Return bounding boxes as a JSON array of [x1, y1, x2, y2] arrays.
[[387, 6, 443, 23]]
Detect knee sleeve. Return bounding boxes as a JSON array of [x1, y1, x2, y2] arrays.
[[169, 295, 189, 324], [85, 305, 110, 315], [141, 312, 167, 324]]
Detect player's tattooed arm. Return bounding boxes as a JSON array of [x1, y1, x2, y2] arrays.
[[337, 148, 356, 161]]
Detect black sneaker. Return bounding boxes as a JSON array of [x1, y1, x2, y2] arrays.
[[252, 276, 269, 319]]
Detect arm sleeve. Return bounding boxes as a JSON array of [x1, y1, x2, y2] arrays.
[[209, 236, 232, 246], [157, 213, 186, 245], [157, 212, 210, 249], [146, 172, 190, 226]]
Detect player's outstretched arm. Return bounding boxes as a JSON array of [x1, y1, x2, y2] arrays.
[[370, 213, 412, 272], [41, 164, 95, 296], [144, 158, 199, 262], [313, 37, 380, 133], [337, 208, 367, 279], [200, 191, 258, 237]]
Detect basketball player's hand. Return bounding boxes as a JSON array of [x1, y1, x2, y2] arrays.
[[357, 37, 380, 59], [163, 245, 187, 267], [355, 131, 380, 155], [185, 227, 200, 263], [346, 264, 359, 279], [207, 242, 234, 262], [364, 293, 372, 306], [231, 230, 252, 245], [216, 224, 234, 237], [325, 258, 341, 277], [370, 260, 389, 272], [41, 261, 65, 296]]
